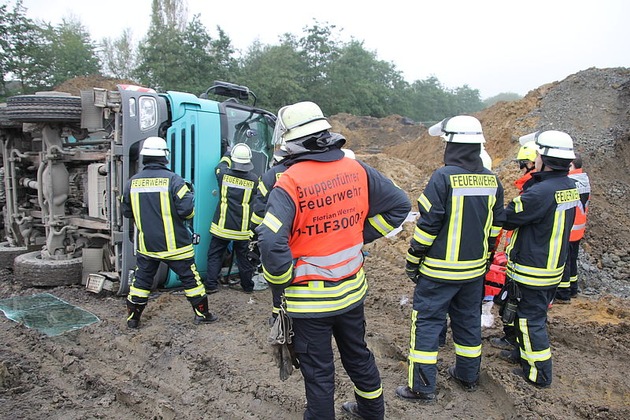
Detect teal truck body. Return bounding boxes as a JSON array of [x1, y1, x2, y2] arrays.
[[0, 82, 275, 294]]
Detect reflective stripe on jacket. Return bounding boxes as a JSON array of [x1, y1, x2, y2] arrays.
[[121, 163, 194, 260], [504, 171, 579, 288], [258, 148, 411, 318], [413, 167, 505, 282], [568, 169, 590, 242], [210, 156, 259, 241], [279, 158, 370, 284], [250, 162, 288, 228]]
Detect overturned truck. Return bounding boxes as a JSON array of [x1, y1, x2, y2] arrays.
[[0, 82, 275, 295]]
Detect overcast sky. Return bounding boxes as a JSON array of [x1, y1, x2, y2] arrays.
[[15, 0, 630, 99]]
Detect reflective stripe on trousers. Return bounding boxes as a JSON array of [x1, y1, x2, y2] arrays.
[[292, 304, 384, 420], [515, 285, 555, 387], [408, 277, 483, 393]]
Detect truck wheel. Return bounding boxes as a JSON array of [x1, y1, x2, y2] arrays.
[[14, 251, 83, 287], [0, 105, 22, 128], [6, 94, 81, 123], [0, 242, 29, 269]]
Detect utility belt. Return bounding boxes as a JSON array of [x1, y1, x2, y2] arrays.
[[493, 276, 522, 324]]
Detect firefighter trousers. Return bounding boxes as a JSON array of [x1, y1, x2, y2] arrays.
[[515, 285, 555, 387], [557, 240, 580, 299], [409, 277, 484, 393], [128, 254, 205, 305], [206, 236, 254, 291], [291, 304, 384, 420]]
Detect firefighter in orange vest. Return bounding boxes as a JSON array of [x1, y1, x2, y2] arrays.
[[257, 101, 411, 420], [555, 152, 591, 303]]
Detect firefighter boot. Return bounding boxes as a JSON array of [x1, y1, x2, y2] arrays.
[[126, 301, 145, 329], [192, 296, 219, 325]]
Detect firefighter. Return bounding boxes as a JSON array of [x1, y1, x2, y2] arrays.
[[257, 101, 410, 420], [491, 140, 538, 351], [249, 145, 293, 320], [397, 115, 504, 402], [513, 141, 538, 192], [501, 130, 578, 388], [205, 143, 259, 294], [121, 136, 217, 328], [555, 152, 591, 303]]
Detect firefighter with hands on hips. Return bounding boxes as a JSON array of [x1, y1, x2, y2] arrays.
[[257, 101, 411, 420], [500, 130, 579, 388], [205, 143, 259, 294], [554, 152, 591, 303], [397, 115, 505, 403], [121, 136, 218, 328], [490, 140, 538, 351]]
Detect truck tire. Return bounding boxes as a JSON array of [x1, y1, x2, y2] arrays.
[[0, 242, 29, 269], [14, 251, 83, 287], [0, 105, 22, 128], [6, 94, 82, 123]]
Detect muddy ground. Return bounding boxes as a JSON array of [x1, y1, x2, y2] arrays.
[[0, 260, 628, 419], [1, 68, 630, 419]]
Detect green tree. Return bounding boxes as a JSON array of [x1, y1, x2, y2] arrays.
[[42, 17, 101, 87], [100, 28, 137, 80], [297, 21, 342, 93], [1, 0, 46, 94], [135, 1, 237, 93], [402, 77, 453, 123], [238, 41, 307, 111], [177, 18, 237, 94], [452, 85, 484, 114], [324, 40, 405, 117]]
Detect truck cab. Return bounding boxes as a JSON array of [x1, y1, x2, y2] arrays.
[[0, 81, 276, 295]]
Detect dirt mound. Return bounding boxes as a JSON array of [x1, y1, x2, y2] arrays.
[[1, 68, 630, 420], [55, 75, 138, 96], [332, 67, 630, 297]]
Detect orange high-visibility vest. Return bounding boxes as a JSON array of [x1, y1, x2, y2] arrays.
[[569, 168, 590, 242], [276, 158, 370, 284]]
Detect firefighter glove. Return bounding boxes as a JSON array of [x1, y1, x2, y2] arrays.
[[405, 245, 428, 284], [247, 240, 261, 265], [405, 261, 420, 283]]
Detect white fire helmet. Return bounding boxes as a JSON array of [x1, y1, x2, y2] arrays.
[[519, 130, 575, 160], [272, 101, 332, 144], [140, 136, 169, 157], [428, 115, 485, 144], [231, 143, 254, 171]]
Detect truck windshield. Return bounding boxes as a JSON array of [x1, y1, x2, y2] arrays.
[[224, 106, 275, 176]]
